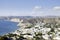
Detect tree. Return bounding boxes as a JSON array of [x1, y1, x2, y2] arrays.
[[34, 32, 45, 40]]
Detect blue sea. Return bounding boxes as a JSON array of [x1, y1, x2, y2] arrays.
[[0, 20, 19, 35]]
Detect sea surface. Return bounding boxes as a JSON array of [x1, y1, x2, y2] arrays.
[[0, 20, 19, 35]]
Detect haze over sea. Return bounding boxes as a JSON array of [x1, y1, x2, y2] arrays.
[[0, 20, 19, 35]]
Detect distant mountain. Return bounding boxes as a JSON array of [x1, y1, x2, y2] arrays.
[[0, 16, 60, 21]]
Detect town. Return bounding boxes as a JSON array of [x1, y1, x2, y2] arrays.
[[0, 16, 60, 40]]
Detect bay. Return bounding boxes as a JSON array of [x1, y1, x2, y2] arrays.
[[0, 20, 19, 35]]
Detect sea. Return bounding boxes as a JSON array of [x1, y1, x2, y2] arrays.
[[0, 20, 19, 35]]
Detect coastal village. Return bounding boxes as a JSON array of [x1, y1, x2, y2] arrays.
[[0, 16, 60, 40], [0, 0, 60, 40]]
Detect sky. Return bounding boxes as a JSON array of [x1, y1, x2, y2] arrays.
[[0, 0, 60, 16]]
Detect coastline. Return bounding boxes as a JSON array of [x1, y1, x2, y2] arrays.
[[0, 20, 19, 36]]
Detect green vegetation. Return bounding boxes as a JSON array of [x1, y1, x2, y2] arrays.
[[33, 32, 45, 40], [25, 24, 34, 29]]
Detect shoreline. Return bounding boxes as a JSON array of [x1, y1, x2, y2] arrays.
[[0, 20, 20, 36]]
